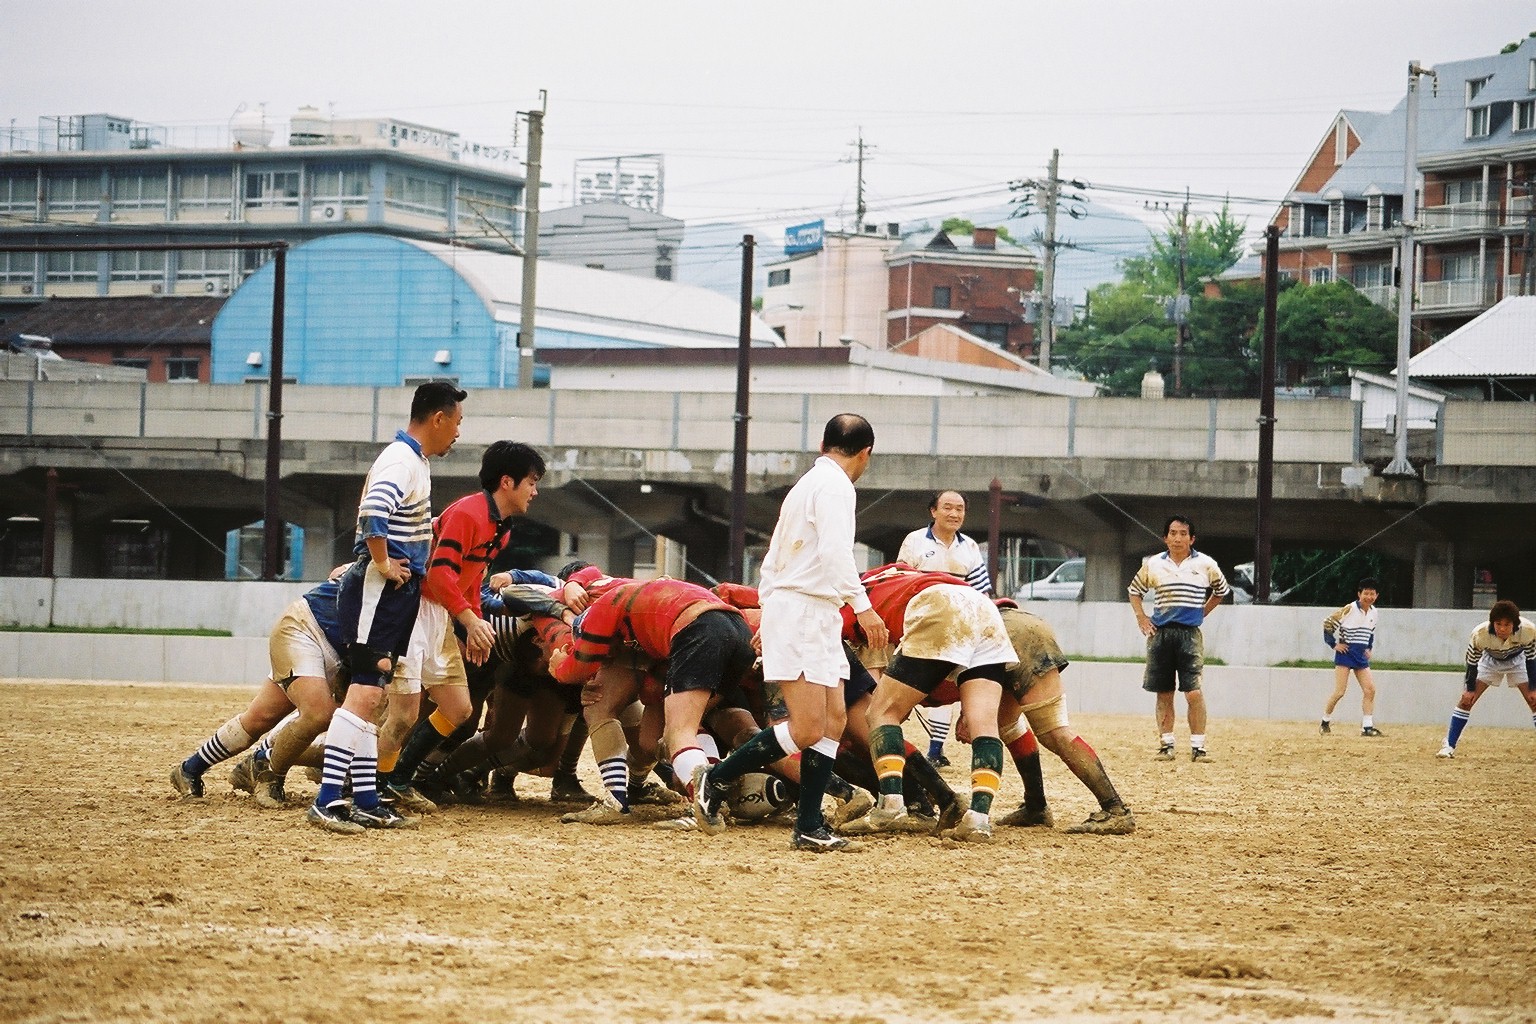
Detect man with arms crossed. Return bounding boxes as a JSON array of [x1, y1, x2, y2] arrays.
[[1128, 515, 1229, 763], [693, 413, 889, 852]]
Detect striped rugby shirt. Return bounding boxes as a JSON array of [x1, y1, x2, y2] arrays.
[[353, 430, 433, 574], [1322, 601, 1377, 654], [1464, 617, 1536, 667], [897, 526, 992, 594], [1128, 549, 1229, 628]]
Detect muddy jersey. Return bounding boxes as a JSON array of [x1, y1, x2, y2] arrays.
[[840, 562, 967, 647]]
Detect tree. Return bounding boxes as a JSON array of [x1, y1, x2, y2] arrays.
[[1121, 203, 1246, 293], [1274, 281, 1397, 387], [939, 217, 1016, 244]]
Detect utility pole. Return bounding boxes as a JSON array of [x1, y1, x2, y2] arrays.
[[1520, 173, 1536, 296], [516, 93, 546, 390], [1039, 148, 1060, 372], [1256, 225, 1280, 603], [728, 235, 754, 584], [852, 128, 868, 229], [1174, 189, 1190, 396], [1386, 62, 1436, 477]]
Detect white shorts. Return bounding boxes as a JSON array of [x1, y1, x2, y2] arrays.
[[759, 591, 847, 689], [898, 584, 1017, 671], [1477, 653, 1529, 687], [268, 598, 343, 688], [395, 600, 467, 695]]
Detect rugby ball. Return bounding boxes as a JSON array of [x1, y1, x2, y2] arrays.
[[729, 772, 790, 821]]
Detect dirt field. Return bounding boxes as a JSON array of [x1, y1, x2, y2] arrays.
[[2, 680, 1533, 1024]]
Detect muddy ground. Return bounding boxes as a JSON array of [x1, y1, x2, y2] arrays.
[[2, 680, 1533, 1024]]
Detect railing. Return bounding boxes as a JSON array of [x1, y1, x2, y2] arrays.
[[1418, 277, 1496, 309], [1506, 194, 1532, 227], [1506, 274, 1536, 299], [1355, 284, 1396, 309], [1418, 202, 1496, 232]]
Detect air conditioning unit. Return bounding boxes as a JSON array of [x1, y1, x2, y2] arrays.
[[204, 280, 218, 293], [317, 203, 341, 221]]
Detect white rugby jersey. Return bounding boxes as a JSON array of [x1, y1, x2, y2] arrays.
[[1464, 617, 1536, 666], [1127, 549, 1229, 628], [1323, 602, 1377, 651], [896, 526, 992, 594]]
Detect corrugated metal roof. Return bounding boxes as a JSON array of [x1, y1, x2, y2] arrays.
[[1405, 296, 1536, 378], [402, 239, 783, 348], [1, 296, 225, 346]]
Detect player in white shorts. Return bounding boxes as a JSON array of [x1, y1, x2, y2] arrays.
[[1438, 600, 1536, 758]]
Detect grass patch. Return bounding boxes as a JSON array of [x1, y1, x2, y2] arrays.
[[1272, 658, 1459, 672], [0, 625, 232, 637], [1068, 654, 1226, 666]]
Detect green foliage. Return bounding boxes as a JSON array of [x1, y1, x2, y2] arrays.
[[1274, 281, 1397, 386], [1270, 547, 1410, 607], [940, 217, 1015, 244], [1121, 203, 1247, 292]]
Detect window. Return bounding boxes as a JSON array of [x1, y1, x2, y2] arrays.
[[46, 170, 103, 213], [165, 357, 200, 382], [176, 167, 233, 210], [969, 322, 1008, 346], [0, 251, 36, 283], [175, 248, 233, 283], [1303, 204, 1329, 237], [932, 285, 951, 309], [385, 171, 448, 217], [1334, 120, 1349, 166], [1309, 266, 1333, 284], [1383, 196, 1403, 228], [1467, 77, 1490, 103], [109, 250, 165, 282], [1343, 200, 1367, 233], [1351, 263, 1391, 288], [0, 172, 36, 215], [456, 183, 518, 235], [1467, 105, 1491, 139], [1517, 100, 1536, 133], [110, 169, 168, 210], [767, 269, 791, 287], [1530, 58, 1536, 91], [45, 251, 99, 283], [111, 358, 151, 372], [244, 169, 300, 208], [309, 163, 369, 219], [1440, 252, 1478, 282], [1444, 179, 1483, 205]]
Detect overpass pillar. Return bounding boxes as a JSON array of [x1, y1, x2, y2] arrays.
[[1413, 541, 1463, 609], [1081, 529, 1140, 603], [297, 506, 342, 582]]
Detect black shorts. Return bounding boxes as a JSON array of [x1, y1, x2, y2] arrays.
[[886, 652, 1007, 695], [843, 644, 877, 707], [665, 611, 756, 696]]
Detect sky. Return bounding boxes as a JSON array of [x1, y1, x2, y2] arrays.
[[5, 1, 1535, 294]]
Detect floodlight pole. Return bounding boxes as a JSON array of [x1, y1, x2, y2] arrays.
[[1386, 61, 1436, 477]]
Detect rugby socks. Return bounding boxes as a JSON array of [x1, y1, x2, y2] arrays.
[[181, 715, 256, 778], [1190, 733, 1207, 753], [589, 718, 630, 811], [315, 707, 369, 809], [1361, 715, 1374, 730], [266, 713, 316, 777], [350, 718, 381, 811], [903, 744, 957, 812], [795, 737, 840, 834], [388, 709, 456, 787], [1445, 708, 1470, 749], [557, 716, 588, 777], [1059, 734, 1125, 811], [823, 772, 855, 802], [709, 720, 795, 788], [870, 724, 908, 803], [923, 705, 953, 758], [969, 736, 1004, 815], [671, 746, 709, 795], [1000, 718, 1047, 815]]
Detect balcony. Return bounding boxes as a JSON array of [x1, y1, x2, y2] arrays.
[[1417, 277, 1496, 310], [1418, 202, 1496, 232], [1508, 274, 1536, 299], [1508, 194, 1532, 227], [1355, 284, 1397, 309]]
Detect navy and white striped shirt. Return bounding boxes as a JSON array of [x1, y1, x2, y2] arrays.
[[353, 430, 433, 573], [1128, 549, 1229, 628], [1323, 601, 1377, 654], [897, 526, 992, 594]]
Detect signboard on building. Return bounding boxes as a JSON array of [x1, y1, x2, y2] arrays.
[[573, 154, 664, 213], [784, 219, 824, 256]]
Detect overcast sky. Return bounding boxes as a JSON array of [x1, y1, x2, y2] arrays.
[[6, 1, 1534, 274]]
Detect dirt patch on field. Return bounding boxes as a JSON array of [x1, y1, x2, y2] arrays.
[[2, 680, 1534, 1024]]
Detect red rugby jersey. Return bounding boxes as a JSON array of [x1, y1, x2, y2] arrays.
[[550, 578, 739, 686]]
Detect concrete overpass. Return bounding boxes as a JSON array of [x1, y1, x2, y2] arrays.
[[4, 380, 1536, 606]]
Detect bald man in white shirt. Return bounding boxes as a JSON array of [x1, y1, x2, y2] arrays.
[[692, 413, 889, 852]]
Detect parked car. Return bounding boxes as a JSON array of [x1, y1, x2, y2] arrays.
[[1013, 558, 1085, 601], [1229, 562, 1291, 604]]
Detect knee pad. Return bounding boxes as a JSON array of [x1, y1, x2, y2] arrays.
[[348, 643, 397, 684], [1021, 693, 1070, 734]]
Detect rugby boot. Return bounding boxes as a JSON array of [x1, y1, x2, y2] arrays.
[[169, 763, 204, 799], [548, 771, 595, 804], [934, 796, 965, 835], [560, 800, 632, 825], [1154, 742, 1176, 761], [690, 765, 729, 835], [350, 802, 421, 830], [1361, 726, 1385, 737], [1190, 747, 1212, 763], [1064, 805, 1136, 836], [228, 755, 256, 794], [829, 785, 875, 828], [380, 781, 438, 815], [653, 815, 699, 832], [1436, 744, 1456, 758], [252, 760, 289, 810], [307, 802, 365, 836], [941, 810, 995, 844], [628, 778, 685, 806], [1319, 720, 1331, 735], [790, 826, 862, 852], [996, 802, 1055, 828]]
